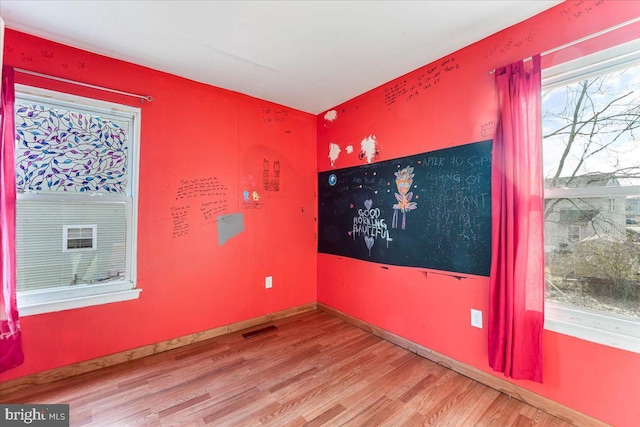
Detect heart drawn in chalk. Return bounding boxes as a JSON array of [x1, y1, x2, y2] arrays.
[[364, 236, 375, 251], [364, 199, 373, 210]]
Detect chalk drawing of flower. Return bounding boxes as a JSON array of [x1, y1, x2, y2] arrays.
[[392, 166, 418, 230]]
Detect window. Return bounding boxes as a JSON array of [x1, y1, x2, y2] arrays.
[[542, 40, 640, 353], [15, 85, 141, 315], [63, 225, 97, 252]]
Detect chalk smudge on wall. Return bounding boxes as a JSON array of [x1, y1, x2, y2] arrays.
[[329, 142, 341, 166], [324, 110, 338, 122], [360, 135, 378, 163]]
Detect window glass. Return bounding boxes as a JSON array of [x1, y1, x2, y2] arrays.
[[543, 61, 640, 321]]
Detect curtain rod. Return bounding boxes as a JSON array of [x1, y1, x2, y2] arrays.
[[488, 16, 640, 75], [14, 68, 153, 102]]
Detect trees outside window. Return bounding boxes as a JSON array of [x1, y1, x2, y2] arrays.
[[542, 43, 640, 347]]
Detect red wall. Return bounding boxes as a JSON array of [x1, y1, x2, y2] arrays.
[[3, 2, 640, 426], [1, 30, 317, 381], [317, 2, 640, 426]]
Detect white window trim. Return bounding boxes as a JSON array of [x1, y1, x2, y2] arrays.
[[542, 41, 640, 354], [546, 185, 640, 199], [545, 302, 640, 353], [15, 85, 141, 315], [18, 285, 142, 316], [542, 39, 640, 91]]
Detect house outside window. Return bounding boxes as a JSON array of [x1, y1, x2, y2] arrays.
[[542, 40, 640, 353], [15, 85, 141, 315], [567, 225, 580, 244]]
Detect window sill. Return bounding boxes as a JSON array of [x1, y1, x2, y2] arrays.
[[17, 282, 141, 316], [545, 302, 640, 354]]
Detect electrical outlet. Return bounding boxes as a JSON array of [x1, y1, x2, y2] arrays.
[[471, 309, 483, 328], [265, 276, 273, 289]]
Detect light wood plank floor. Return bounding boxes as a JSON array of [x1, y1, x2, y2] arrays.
[[2, 310, 572, 426]]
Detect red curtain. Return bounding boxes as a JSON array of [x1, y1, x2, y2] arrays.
[[488, 55, 544, 383], [0, 66, 23, 373]]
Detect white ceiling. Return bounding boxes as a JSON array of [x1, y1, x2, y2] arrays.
[[0, 1, 561, 114]]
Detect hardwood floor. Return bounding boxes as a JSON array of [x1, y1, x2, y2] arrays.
[[2, 310, 572, 426]]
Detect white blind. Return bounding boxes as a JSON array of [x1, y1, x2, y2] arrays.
[[17, 200, 127, 292]]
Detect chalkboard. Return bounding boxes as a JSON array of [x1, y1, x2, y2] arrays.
[[318, 140, 492, 276]]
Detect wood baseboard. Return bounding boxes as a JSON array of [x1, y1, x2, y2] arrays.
[[317, 303, 610, 427], [0, 302, 317, 396]]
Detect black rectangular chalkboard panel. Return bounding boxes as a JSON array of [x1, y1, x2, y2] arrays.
[[318, 140, 492, 276]]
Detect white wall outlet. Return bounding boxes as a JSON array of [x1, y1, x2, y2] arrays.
[[265, 276, 273, 289], [471, 309, 483, 328]]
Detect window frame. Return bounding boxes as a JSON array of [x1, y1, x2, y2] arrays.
[[14, 85, 141, 316], [541, 40, 640, 354]]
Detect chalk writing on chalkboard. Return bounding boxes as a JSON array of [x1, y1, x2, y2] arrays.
[[318, 140, 492, 276], [391, 166, 418, 229], [351, 199, 393, 257]]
